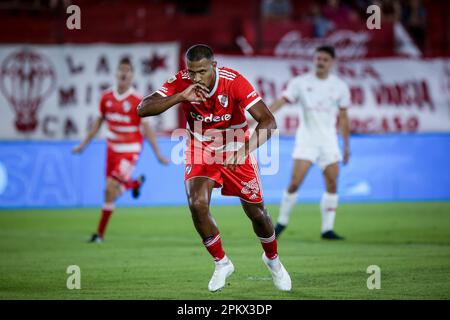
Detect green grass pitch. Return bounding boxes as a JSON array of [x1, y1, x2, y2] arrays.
[[1, 202, 449, 299]]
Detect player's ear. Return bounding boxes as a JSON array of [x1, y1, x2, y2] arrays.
[[212, 60, 217, 69]]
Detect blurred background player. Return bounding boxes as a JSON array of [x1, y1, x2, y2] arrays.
[[269, 45, 351, 240], [72, 57, 169, 243], [137, 44, 291, 292]]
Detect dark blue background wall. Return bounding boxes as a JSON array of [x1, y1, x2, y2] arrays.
[[1, 134, 449, 208]]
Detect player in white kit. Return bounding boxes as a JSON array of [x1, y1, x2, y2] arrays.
[[271, 46, 351, 240]]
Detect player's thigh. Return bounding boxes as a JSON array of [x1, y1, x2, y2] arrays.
[[185, 176, 216, 211], [290, 159, 313, 186]]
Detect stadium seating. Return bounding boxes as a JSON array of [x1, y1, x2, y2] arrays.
[[0, 0, 447, 57]]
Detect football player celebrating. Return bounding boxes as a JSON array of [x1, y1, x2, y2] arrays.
[[268, 45, 351, 240], [137, 44, 292, 292], [73, 57, 169, 243]]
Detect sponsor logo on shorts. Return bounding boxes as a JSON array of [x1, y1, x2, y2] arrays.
[[240, 178, 260, 200], [185, 165, 192, 175]]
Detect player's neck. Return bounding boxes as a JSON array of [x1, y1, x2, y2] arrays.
[[315, 71, 329, 80], [117, 85, 131, 95]]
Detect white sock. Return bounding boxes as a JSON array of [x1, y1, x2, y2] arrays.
[[320, 192, 338, 233], [277, 190, 298, 226], [216, 255, 229, 266], [266, 255, 281, 271]]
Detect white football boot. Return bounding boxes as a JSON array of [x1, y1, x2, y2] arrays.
[[262, 253, 292, 291], [208, 256, 235, 292]]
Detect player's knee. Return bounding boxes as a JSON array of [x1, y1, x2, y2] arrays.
[[250, 209, 270, 226], [252, 214, 266, 227], [188, 196, 209, 215]]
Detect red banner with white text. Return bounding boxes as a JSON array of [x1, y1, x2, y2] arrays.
[[0, 43, 179, 140], [218, 55, 450, 134], [243, 21, 396, 59]]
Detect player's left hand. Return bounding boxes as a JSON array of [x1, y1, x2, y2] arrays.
[[223, 149, 247, 171], [343, 146, 350, 165], [157, 154, 170, 165]]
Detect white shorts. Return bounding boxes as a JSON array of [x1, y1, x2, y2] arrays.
[[292, 143, 342, 171]]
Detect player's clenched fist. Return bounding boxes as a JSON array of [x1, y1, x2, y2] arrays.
[[180, 83, 209, 102]]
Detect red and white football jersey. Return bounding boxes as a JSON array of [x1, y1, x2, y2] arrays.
[[157, 67, 265, 202], [156, 67, 262, 157], [99, 87, 143, 154]]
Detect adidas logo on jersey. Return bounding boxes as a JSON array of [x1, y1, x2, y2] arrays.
[[190, 111, 231, 123]]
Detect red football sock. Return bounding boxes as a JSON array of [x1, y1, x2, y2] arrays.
[[97, 202, 115, 238], [123, 179, 140, 190], [259, 232, 278, 260], [203, 233, 226, 261]]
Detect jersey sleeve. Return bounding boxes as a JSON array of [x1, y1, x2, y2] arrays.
[[281, 78, 300, 104], [338, 81, 351, 109], [155, 73, 183, 97], [231, 75, 262, 111]]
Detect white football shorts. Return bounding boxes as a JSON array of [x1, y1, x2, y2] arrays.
[[292, 141, 342, 171]]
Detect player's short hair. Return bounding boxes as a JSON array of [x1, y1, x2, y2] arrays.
[[315, 45, 336, 59], [186, 44, 214, 62], [118, 57, 134, 71]]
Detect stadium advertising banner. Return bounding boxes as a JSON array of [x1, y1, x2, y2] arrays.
[[0, 43, 179, 140], [256, 21, 396, 58], [218, 55, 450, 134]]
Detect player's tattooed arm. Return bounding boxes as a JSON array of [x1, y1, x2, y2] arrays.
[[137, 84, 209, 117], [339, 108, 350, 164], [72, 116, 104, 154]]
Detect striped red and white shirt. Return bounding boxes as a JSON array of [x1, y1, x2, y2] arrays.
[[156, 67, 262, 154], [99, 87, 143, 154]]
